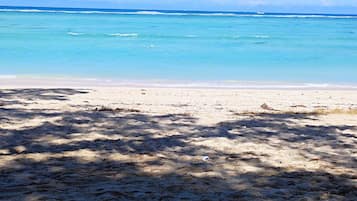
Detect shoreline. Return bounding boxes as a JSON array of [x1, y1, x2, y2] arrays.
[[1, 75, 357, 90]]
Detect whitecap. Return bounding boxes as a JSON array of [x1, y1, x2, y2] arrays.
[[260, 14, 356, 19], [18, 9, 43, 13], [254, 35, 270, 39], [135, 11, 164, 15], [109, 33, 139, 37], [1, 8, 357, 19], [67, 32, 84, 36], [197, 13, 237, 17]]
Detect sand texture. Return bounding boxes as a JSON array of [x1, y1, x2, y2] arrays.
[[0, 87, 356, 201]]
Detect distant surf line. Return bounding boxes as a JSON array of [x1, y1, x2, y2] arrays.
[[1, 6, 357, 19]]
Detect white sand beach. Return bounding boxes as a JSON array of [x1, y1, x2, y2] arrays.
[[2, 0, 357, 199], [0, 84, 356, 200]]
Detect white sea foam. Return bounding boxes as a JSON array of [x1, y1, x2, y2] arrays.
[[267, 14, 355, 19], [197, 13, 237, 17], [67, 32, 84, 36], [109, 33, 139, 37], [72, 79, 357, 89], [135, 11, 164, 15], [2, 8, 357, 19], [132, 11, 189, 16], [254, 35, 270, 39], [1, 76, 356, 89], [18, 9, 43, 12], [148, 82, 357, 89], [304, 83, 330, 88]]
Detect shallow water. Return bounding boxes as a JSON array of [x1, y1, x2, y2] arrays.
[[1, 6, 357, 84]]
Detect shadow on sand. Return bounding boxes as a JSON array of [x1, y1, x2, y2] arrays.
[[0, 89, 356, 200]]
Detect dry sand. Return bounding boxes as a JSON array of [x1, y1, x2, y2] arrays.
[[0, 87, 356, 200]]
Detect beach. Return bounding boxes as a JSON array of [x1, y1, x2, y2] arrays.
[[1, 84, 356, 200], [1, 4, 357, 201]]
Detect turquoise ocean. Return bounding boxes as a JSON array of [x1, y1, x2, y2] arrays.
[[1, 6, 357, 85]]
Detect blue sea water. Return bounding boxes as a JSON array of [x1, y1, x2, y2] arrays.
[[0, 6, 357, 84]]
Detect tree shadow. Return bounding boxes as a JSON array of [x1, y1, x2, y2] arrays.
[[0, 89, 356, 200], [0, 88, 89, 107]]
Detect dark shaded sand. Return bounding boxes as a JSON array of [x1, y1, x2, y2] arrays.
[[0, 88, 356, 201]]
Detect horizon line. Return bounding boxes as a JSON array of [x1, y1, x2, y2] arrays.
[[1, 5, 357, 16]]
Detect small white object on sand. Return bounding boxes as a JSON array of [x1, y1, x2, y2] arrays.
[[202, 156, 210, 161]]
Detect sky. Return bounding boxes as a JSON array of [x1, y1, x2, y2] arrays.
[[1, 0, 357, 14]]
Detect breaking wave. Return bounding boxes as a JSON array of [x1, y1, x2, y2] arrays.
[[108, 33, 139, 37], [67, 32, 84, 36], [1, 8, 357, 19]]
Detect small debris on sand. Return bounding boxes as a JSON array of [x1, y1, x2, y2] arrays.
[[14, 146, 26, 154], [290, 105, 307, 108], [202, 156, 210, 161], [261, 103, 274, 110], [93, 106, 140, 113]]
